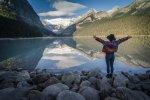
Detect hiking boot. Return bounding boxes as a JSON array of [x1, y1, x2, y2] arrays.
[[106, 74, 110, 78], [109, 73, 113, 78]]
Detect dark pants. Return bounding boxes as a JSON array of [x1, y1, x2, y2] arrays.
[[105, 53, 115, 74]]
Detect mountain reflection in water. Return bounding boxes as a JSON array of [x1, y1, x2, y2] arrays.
[[0, 36, 150, 73]]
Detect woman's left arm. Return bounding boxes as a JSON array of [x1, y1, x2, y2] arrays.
[[93, 35, 105, 44]]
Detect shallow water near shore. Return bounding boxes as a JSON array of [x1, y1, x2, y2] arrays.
[[0, 36, 150, 73]]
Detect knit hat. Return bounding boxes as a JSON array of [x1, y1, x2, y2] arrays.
[[107, 34, 116, 41]]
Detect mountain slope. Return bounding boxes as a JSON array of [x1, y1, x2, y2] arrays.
[[110, 0, 150, 17], [73, 0, 150, 36], [0, 0, 54, 38]]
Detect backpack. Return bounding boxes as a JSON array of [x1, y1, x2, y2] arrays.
[[102, 41, 118, 53]]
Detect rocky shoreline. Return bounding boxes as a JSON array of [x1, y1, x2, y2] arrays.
[[0, 69, 150, 100]]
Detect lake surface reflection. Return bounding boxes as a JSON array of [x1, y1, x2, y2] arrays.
[[0, 36, 150, 73]]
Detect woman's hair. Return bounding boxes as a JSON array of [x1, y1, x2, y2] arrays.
[[107, 34, 116, 42]]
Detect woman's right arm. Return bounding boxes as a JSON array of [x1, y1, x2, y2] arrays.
[[93, 35, 105, 44], [117, 36, 132, 44]]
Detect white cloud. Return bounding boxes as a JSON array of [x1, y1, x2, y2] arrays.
[[53, 1, 86, 12], [39, 11, 74, 17], [39, 0, 86, 17]]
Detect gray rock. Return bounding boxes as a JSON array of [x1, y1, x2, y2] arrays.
[[32, 73, 50, 84], [0, 87, 31, 100], [87, 70, 100, 77], [0, 70, 30, 82], [30, 72, 37, 78], [81, 71, 89, 76], [42, 83, 69, 97], [53, 83, 69, 91], [79, 86, 100, 100], [70, 84, 79, 92], [127, 82, 141, 90], [55, 74, 62, 80], [17, 70, 30, 81], [0, 82, 14, 89], [38, 77, 60, 89], [81, 76, 88, 81], [61, 73, 81, 87], [140, 79, 150, 94], [42, 85, 61, 97], [28, 90, 43, 100], [17, 80, 30, 88], [116, 87, 150, 100], [80, 80, 92, 88], [88, 77, 97, 88], [56, 90, 85, 100], [97, 77, 114, 99], [137, 74, 149, 81], [146, 70, 150, 76], [0, 87, 15, 93], [122, 72, 140, 83], [104, 97, 120, 100], [113, 73, 129, 88]]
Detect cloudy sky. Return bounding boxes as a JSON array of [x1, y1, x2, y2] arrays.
[[28, 0, 133, 19]]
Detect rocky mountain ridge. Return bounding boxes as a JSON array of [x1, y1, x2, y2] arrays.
[[111, 0, 150, 16]]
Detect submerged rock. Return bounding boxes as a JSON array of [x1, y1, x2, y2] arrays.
[[57, 90, 85, 100]]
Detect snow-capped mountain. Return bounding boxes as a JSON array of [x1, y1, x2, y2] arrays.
[[41, 9, 109, 35], [42, 18, 75, 35]]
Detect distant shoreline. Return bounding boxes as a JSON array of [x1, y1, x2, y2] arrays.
[[0, 35, 150, 40]]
